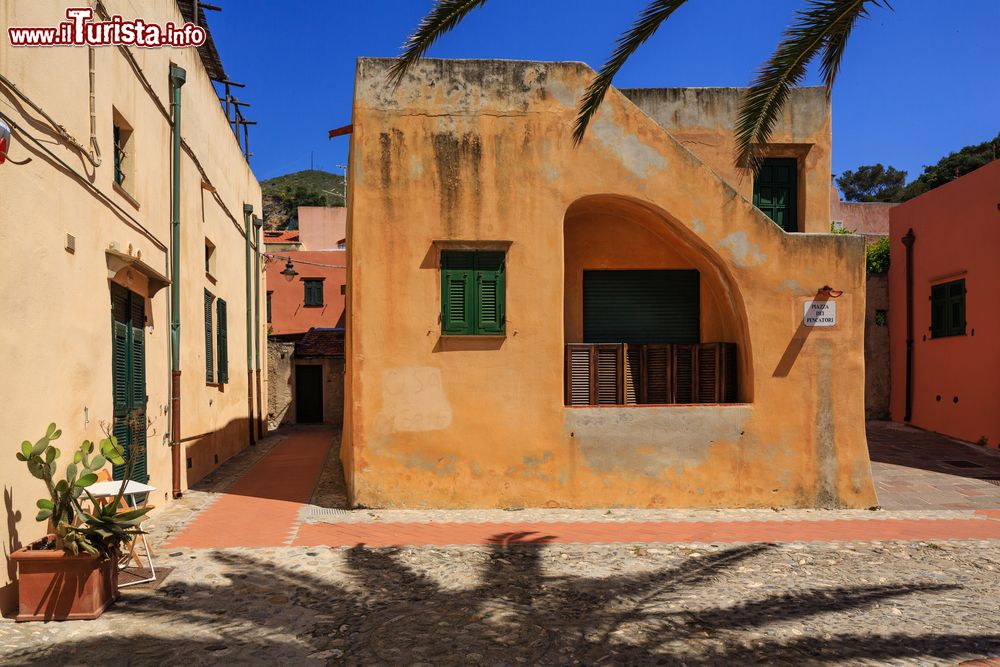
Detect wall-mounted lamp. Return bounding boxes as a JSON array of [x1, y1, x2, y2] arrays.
[[281, 259, 298, 280], [818, 285, 844, 298]]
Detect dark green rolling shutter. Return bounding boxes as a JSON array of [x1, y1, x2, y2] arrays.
[[583, 270, 699, 344], [441, 251, 475, 335], [475, 251, 505, 334], [204, 290, 214, 382], [753, 158, 798, 232], [216, 298, 229, 384]]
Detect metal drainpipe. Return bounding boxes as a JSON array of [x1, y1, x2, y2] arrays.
[[253, 215, 265, 439], [902, 228, 916, 422], [168, 64, 186, 499], [243, 204, 256, 446]]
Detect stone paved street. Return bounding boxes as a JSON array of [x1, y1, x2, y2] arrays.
[[2, 423, 1000, 666]]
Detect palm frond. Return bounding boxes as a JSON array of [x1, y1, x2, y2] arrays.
[[388, 0, 491, 86], [573, 0, 690, 144], [735, 0, 888, 172]]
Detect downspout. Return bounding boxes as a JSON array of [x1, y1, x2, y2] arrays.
[[902, 228, 916, 422], [243, 204, 256, 446], [168, 64, 186, 499], [253, 215, 265, 439]]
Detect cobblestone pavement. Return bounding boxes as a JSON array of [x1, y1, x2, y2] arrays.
[[4, 425, 1000, 665], [867, 421, 1000, 511], [2, 540, 999, 665]]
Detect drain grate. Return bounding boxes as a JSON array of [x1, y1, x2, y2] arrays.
[[305, 506, 353, 517], [943, 460, 985, 469]]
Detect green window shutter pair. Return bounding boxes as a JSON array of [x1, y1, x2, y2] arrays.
[[930, 279, 966, 338], [753, 158, 798, 233], [441, 250, 506, 335], [304, 279, 324, 306], [110, 284, 148, 483], [204, 290, 214, 383], [216, 299, 229, 384]]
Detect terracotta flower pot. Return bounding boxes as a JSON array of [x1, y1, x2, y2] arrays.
[[11, 536, 119, 622]]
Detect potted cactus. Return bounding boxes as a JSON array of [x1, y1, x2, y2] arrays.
[[11, 423, 151, 621]]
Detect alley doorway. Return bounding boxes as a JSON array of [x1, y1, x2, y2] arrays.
[[296, 365, 324, 423]]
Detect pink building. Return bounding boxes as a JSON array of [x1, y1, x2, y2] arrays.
[[888, 161, 1000, 448]]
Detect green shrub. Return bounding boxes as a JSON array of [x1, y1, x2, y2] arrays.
[[866, 236, 890, 274]]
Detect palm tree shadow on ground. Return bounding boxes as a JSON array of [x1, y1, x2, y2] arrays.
[[6, 534, 999, 665]]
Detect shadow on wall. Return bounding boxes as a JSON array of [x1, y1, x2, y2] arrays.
[[2, 488, 22, 615], [3, 538, 993, 664]]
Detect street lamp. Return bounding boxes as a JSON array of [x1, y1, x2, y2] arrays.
[[281, 258, 298, 280]]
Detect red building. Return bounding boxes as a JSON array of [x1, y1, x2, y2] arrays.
[[889, 160, 1000, 448]]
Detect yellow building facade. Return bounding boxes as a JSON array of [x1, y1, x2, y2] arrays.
[[343, 59, 877, 510], [0, 1, 265, 612]]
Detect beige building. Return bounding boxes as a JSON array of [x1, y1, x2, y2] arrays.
[[0, 1, 265, 612], [343, 59, 877, 510]]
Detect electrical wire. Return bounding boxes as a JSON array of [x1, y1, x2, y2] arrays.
[[262, 252, 347, 269]]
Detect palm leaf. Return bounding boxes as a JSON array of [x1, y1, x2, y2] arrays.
[[573, 0, 690, 144], [388, 0, 491, 86], [735, 0, 888, 172]]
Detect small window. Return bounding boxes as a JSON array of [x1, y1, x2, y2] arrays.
[[441, 250, 506, 336], [205, 238, 216, 276], [303, 279, 324, 307], [931, 279, 966, 338], [753, 158, 797, 232], [112, 110, 134, 191], [266, 291, 273, 323]]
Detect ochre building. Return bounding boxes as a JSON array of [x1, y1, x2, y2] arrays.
[[342, 59, 877, 509], [0, 1, 266, 612]]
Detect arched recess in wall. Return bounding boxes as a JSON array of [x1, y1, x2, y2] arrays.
[[563, 194, 754, 403]]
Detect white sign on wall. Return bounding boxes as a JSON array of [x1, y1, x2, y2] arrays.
[[804, 300, 837, 327]]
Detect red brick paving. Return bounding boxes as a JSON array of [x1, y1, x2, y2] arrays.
[[163, 428, 333, 548], [292, 513, 1000, 548]]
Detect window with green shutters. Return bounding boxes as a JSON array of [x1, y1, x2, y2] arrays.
[[110, 284, 148, 483], [204, 289, 214, 383], [216, 298, 229, 384], [441, 250, 506, 335], [753, 158, 798, 233], [931, 278, 966, 338], [303, 279, 324, 307]]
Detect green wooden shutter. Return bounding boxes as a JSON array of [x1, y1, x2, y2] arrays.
[[216, 298, 229, 384], [948, 280, 966, 336], [129, 293, 148, 483], [930, 283, 946, 338], [753, 158, 797, 232], [583, 270, 700, 344], [475, 251, 505, 334], [441, 251, 474, 335], [205, 289, 214, 382], [304, 280, 324, 306]]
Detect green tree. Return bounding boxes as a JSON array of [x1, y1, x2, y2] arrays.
[[390, 0, 892, 172], [837, 164, 907, 202], [900, 132, 1000, 201]]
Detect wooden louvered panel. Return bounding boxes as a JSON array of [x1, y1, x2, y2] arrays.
[[204, 289, 214, 382], [672, 344, 695, 404], [566, 344, 593, 406], [697, 343, 721, 403], [642, 344, 671, 404], [623, 344, 641, 405], [595, 345, 621, 405]]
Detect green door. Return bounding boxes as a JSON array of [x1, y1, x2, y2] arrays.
[[111, 283, 148, 482], [753, 158, 798, 232]]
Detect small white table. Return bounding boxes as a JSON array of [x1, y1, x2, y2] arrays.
[[85, 480, 157, 587]]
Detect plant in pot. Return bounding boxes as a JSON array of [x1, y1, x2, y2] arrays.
[[11, 422, 151, 622]]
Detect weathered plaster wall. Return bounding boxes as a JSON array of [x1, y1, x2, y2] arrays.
[[0, 0, 264, 612], [864, 273, 890, 420], [831, 198, 894, 236], [268, 340, 297, 429], [621, 87, 832, 233], [888, 161, 1000, 447], [345, 58, 875, 509]]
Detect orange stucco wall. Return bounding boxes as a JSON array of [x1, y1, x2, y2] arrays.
[[888, 160, 1000, 447], [345, 58, 876, 509], [265, 251, 347, 335]]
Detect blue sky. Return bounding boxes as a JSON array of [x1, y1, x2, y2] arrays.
[[208, 0, 1000, 186]]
